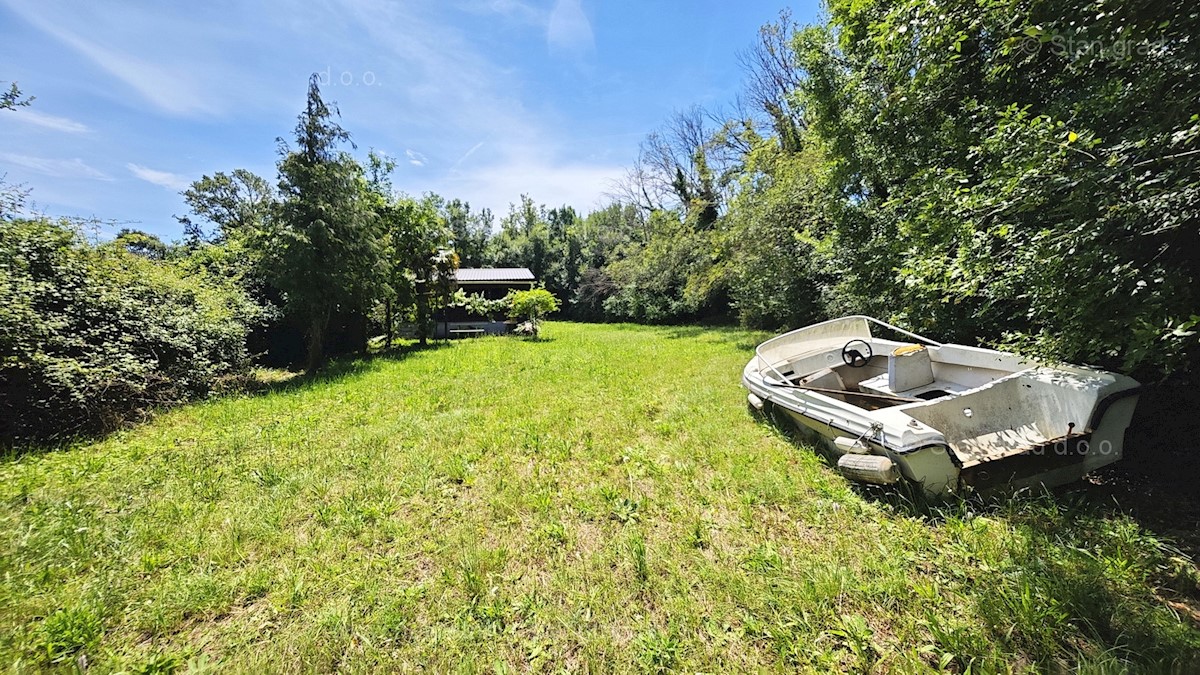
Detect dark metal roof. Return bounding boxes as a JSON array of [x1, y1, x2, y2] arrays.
[[454, 268, 535, 283]]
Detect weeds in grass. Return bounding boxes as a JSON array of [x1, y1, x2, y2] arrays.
[[628, 534, 650, 585], [538, 521, 569, 548], [38, 606, 102, 664], [443, 453, 476, 485], [249, 463, 286, 488], [828, 613, 878, 672], [688, 518, 710, 549], [635, 626, 681, 673], [610, 497, 642, 524]]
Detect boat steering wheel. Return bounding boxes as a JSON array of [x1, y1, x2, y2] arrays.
[[841, 339, 873, 368]]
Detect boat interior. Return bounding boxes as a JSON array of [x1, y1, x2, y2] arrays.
[[763, 331, 1028, 410], [755, 317, 1117, 463]]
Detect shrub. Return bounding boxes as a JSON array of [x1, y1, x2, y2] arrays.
[[507, 288, 560, 338], [508, 288, 560, 322], [0, 218, 262, 443]]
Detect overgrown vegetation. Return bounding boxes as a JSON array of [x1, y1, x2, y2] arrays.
[[0, 323, 1195, 671], [0, 218, 261, 443], [788, 0, 1199, 375], [184, 76, 461, 370], [1, 76, 465, 442]]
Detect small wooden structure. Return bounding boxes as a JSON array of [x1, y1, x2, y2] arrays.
[[435, 268, 536, 338]]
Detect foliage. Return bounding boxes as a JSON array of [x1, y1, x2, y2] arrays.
[[175, 85, 465, 364], [602, 210, 727, 324], [451, 289, 510, 321], [789, 0, 1200, 375], [485, 197, 588, 318], [487, 195, 554, 283], [113, 228, 169, 260], [508, 288, 560, 337], [572, 266, 619, 322], [716, 137, 831, 329], [617, 106, 732, 228], [475, 0, 1198, 380], [0, 179, 30, 221], [1, 323, 1195, 670], [373, 192, 457, 346], [0, 219, 260, 443], [0, 80, 32, 110], [508, 288, 560, 321], [177, 169, 275, 245], [261, 75, 383, 371], [438, 197, 492, 268]]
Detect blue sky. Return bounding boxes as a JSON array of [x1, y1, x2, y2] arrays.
[[1, 0, 817, 239]]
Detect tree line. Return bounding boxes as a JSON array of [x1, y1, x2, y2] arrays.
[[3, 0, 1197, 441]]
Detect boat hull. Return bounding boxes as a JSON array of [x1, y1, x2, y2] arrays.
[[743, 316, 1140, 498]]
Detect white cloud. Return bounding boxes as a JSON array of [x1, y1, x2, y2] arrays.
[[126, 163, 190, 191], [440, 154, 623, 216], [0, 152, 111, 180], [405, 149, 427, 167], [7, 108, 90, 133], [547, 0, 595, 57], [326, 0, 622, 215], [3, 2, 217, 116], [334, 0, 539, 141]]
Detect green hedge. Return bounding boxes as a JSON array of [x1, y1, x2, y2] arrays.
[[0, 219, 261, 443]]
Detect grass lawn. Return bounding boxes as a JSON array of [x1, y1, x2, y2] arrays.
[[2, 322, 1198, 672]]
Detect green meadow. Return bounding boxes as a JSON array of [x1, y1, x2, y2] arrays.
[[2, 323, 1197, 673]]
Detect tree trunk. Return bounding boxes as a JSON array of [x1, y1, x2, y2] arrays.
[[384, 298, 393, 350], [305, 308, 329, 374], [358, 311, 369, 355], [416, 292, 429, 347]]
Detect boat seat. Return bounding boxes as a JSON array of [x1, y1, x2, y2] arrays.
[[888, 344, 934, 393]]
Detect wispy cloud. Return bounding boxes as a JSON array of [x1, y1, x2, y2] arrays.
[[0, 0, 638, 232], [449, 141, 486, 172], [0, 153, 111, 180], [4, 2, 216, 116], [461, 0, 545, 25], [126, 163, 190, 191], [8, 108, 90, 133], [323, 0, 623, 214], [547, 0, 595, 58], [405, 149, 427, 167]]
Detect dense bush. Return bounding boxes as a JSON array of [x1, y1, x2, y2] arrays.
[[602, 211, 728, 324], [0, 219, 262, 443], [788, 0, 1200, 376]]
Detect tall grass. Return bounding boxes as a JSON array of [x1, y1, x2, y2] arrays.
[[0, 322, 1196, 672]]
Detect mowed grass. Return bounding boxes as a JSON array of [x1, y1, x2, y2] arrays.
[[2, 322, 1198, 673]]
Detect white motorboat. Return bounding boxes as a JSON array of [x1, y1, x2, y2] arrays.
[[743, 316, 1142, 497]]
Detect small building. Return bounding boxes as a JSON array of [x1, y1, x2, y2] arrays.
[[436, 267, 536, 338]]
